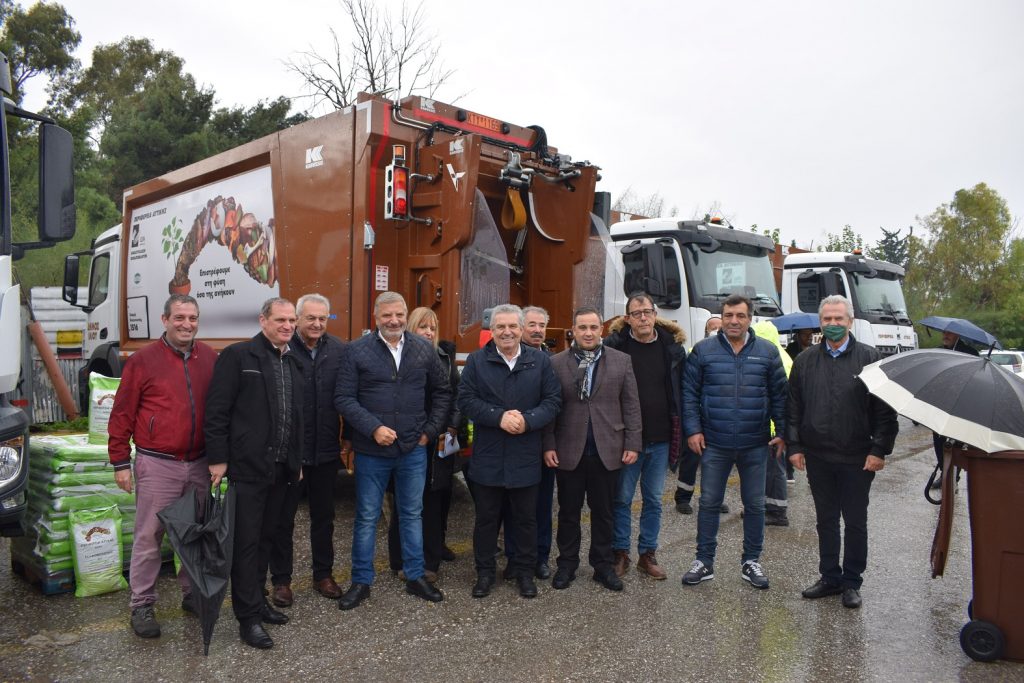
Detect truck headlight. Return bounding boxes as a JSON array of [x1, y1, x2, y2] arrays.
[[0, 443, 23, 487]]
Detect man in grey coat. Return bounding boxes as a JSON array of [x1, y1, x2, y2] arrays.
[[543, 307, 642, 591]]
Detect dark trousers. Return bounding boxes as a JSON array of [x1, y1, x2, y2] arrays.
[[674, 449, 700, 503], [233, 464, 291, 625], [503, 464, 554, 565], [555, 449, 619, 573], [271, 460, 339, 584], [473, 483, 538, 578], [765, 453, 788, 515], [805, 455, 875, 590], [388, 481, 453, 573], [933, 432, 946, 469]]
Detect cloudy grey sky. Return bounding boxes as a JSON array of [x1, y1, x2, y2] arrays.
[[21, 0, 1024, 250]]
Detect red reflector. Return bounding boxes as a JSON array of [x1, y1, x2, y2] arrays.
[[11, 399, 28, 408], [396, 197, 407, 214]]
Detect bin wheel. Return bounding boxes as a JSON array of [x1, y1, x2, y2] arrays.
[[960, 620, 1005, 662], [967, 599, 973, 620]]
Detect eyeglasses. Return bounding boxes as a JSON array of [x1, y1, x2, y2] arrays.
[[627, 308, 656, 320]]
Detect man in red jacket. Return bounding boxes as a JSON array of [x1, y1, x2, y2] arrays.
[[108, 294, 218, 639]]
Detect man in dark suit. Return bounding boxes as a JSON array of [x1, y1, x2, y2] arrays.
[[205, 297, 305, 650], [543, 307, 642, 591]]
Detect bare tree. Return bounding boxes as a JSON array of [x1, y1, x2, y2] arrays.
[[612, 187, 678, 219], [287, 0, 455, 110]]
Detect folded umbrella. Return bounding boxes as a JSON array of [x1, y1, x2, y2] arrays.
[[858, 349, 1024, 452], [157, 484, 235, 655], [917, 316, 1002, 350], [768, 311, 821, 333]]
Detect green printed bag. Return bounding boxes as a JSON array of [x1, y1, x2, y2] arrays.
[[88, 374, 121, 445], [69, 506, 128, 597]]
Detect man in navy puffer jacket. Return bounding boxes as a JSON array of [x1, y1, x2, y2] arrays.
[[681, 294, 787, 590]]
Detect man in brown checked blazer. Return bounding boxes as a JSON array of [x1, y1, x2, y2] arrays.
[[543, 307, 642, 591]]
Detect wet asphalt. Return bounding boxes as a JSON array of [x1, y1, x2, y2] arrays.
[[0, 418, 1022, 682]]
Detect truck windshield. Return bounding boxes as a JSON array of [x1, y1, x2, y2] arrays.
[[850, 271, 909, 318], [683, 242, 780, 314]]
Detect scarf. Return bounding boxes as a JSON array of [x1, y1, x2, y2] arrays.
[[572, 342, 602, 401]]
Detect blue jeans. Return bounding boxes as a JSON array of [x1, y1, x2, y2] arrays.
[[352, 447, 427, 585], [696, 445, 767, 566], [613, 441, 669, 554]]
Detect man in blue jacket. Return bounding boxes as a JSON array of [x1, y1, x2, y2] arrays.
[[334, 291, 451, 610], [458, 304, 561, 599], [681, 294, 787, 590]]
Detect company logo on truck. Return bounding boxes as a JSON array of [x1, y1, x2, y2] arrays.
[[305, 145, 324, 169]]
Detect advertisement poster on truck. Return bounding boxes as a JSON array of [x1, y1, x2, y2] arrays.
[[124, 166, 279, 340]]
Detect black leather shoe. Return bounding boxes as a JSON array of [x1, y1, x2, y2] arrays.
[[842, 588, 862, 608], [239, 622, 273, 649], [517, 575, 538, 598], [406, 577, 444, 603], [551, 568, 575, 590], [535, 562, 551, 580], [260, 602, 289, 625], [801, 579, 843, 599], [593, 570, 624, 592], [472, 575, 495, 598], [338, 583, 371, 611]]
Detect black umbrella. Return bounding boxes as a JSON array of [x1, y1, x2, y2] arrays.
[[158, 485, 235, 655], [859, 349, 1024, 452], [917, 316, 1002, 349]]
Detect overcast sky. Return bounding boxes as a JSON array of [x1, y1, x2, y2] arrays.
[[19, 0, 1024, 250]]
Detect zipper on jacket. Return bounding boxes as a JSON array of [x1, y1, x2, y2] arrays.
[[183, 354, 197, 457]]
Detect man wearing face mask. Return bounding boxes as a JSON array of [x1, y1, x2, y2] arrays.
[[787, 295, 898, 609]]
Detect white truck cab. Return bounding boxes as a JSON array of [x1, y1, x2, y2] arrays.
[[604, 218, 781, 346], [781, 251, 916, 355], [62, 225, 122, 406]]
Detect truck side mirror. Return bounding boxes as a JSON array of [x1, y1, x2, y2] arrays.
[[39, 123, 76, 243], [62, 254, 79, 305]]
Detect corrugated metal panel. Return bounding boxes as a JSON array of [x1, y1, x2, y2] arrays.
[[30, 287, 87, 358], [30, 358, 86, 423]]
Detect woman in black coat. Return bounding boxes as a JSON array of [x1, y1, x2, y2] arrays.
[[388, 307, 466, 578]]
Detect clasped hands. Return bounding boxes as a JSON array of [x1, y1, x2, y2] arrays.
[[500, 410, 528, 435]]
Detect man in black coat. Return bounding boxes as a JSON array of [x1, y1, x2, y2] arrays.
[[205, 297, 305, 650], [787, 295, 899, 609], [267, 293, 346, 606], [458, 304, 561, 599], [334, 291, 451, 610]]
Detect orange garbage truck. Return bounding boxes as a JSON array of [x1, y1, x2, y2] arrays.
[[65, 93, 605, 363]]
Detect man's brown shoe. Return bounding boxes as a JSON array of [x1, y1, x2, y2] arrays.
[[613, 550, 631, 578], [314, 576, 342, 599], [271, 584, 293, 607], [637, 551, 667, 580]]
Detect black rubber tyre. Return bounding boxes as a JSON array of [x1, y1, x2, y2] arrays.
[[960, 620, 1005, 662]]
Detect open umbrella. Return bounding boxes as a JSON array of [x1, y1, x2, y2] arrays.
[[858, 349, 1024, 452], [157, 484, 235, 655], [768, 311, 821, 333], [917, 316, 1002, 350]]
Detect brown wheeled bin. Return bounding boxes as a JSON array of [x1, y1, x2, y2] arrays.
[[931, 445, 1024, 663]]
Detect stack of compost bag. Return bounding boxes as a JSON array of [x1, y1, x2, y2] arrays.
[[12, 433, 153, 594]]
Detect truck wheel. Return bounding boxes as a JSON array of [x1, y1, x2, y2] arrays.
[[960, 620, 1004, 662]]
